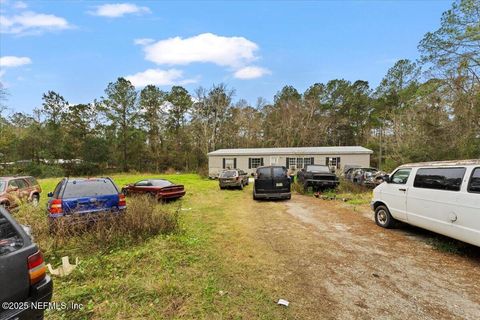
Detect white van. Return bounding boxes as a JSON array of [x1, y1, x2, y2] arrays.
[[371, 160, 480, 247]]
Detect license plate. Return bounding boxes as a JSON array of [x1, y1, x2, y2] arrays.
[[276, 182, 283, 187]]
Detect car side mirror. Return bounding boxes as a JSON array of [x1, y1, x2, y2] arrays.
[[383, 175, 391, 183], [47, 192, 53, 197]]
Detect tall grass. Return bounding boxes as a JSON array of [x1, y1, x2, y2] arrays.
[[14, 196, 179, 259]]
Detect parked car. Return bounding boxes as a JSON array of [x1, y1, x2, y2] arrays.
[[253, 166, 291, 200], [349, 167, 380, 187], [47, 177, 126, 222], [297, 164, 339, 191], [218, 169, 249, 190], [342, 165, 361, 178], [122, 179, 186, 200], [0, 176, 42, 210], [0, 206, 53, 320], [371, 159, 480, 247]]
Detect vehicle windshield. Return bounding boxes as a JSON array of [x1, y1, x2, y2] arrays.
[[63, 179, 118, 198], [306, 165, 330, 173], [150, 180, 174, 187], [0, 181, 5, 192], [220, 170, 237, 178]]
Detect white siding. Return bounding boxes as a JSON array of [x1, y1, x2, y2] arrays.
[[208, 153, 370, 177]]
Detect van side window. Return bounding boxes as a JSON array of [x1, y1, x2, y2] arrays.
[[390, 169, 411, 184], [414, 167, 466, 191], [468, 167, 480, 193]]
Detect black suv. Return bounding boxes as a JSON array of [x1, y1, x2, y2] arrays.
[[253, 166, 291, 200], [0, 207, 53, 320]]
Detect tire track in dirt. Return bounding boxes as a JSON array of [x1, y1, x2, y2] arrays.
[[250, 194, 480, 319]]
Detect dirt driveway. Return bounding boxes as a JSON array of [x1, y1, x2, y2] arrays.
[[242, 194, 480, 319]]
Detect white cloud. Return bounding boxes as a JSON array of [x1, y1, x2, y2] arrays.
[[90, 3, 151, 18], [125, 68, 196, 87], [13, 1, 27, 9], [134, 38, 154, 46], [0, 11, 71, 34], [0, 55, 31, 67], [234, 66, 270, 79], [142, 33, 259, 68]]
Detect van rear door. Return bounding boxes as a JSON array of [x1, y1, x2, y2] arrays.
[[255, 167, 273, 193], [272, 167, 290, 193]]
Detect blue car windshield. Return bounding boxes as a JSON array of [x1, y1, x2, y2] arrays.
[[62, 180, 118, 198]]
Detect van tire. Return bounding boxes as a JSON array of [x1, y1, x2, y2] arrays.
[[253, 191, 257, 200], [375, 205, 396, 229], [239, 183, 244, 190]]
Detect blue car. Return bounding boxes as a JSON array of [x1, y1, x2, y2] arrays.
[[47, 177, 126, 221]]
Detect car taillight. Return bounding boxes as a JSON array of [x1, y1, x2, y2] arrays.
[[49, 199, 62, 214], [236, 176, 240, 181], [119, 193, 126, 207], [28, 251, 46, 285]]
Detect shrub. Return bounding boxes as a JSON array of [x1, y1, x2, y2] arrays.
[[14, 196, 180, 258]]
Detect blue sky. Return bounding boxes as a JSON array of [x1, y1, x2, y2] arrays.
[[0, 0, 452, 113]]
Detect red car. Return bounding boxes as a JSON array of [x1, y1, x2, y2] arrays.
[[121, 179, 186, 201]]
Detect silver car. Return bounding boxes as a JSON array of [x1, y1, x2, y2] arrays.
[[219, 169, 249, 190]]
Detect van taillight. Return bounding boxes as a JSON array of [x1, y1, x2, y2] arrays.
[[49, 199, 62, 214], [119, 193, 126, 207], [28, 251, 46, 285]]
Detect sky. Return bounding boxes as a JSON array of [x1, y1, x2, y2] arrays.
[[0, 0, 452, 114]]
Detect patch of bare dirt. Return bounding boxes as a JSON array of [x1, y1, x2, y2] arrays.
[[248, 194, 480, 319]]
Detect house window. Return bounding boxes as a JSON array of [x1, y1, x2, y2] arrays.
[[223, 158, 236, 169], [288, 157, 297, 169], [296, 158, 304, 169], [326, 157, 341, 169], [249, 157, 263, 169], [287, 157, 314, 169], [304, 157, 312, 167]]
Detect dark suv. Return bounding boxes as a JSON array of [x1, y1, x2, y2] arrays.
[[253, 166, 291, 200], [0, 207, 53, 320], [297, 164, 339, 191]]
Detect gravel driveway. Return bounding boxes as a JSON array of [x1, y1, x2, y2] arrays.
[[249, 195, 480, 319]]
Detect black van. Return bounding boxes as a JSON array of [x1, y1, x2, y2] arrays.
[[253, 166, 291, 200]]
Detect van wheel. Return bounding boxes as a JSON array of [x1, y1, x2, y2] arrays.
[[253, 192, 257, 200], [375, 205, 396, 229], [239, 183, 244, 190]]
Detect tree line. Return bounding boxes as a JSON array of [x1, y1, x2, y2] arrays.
[[0, 0, 478, 177]]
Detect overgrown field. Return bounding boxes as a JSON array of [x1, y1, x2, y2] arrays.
[[13, 174, 299, 319]]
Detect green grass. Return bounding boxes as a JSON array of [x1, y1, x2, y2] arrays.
[[14, 174, 291, 319]]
